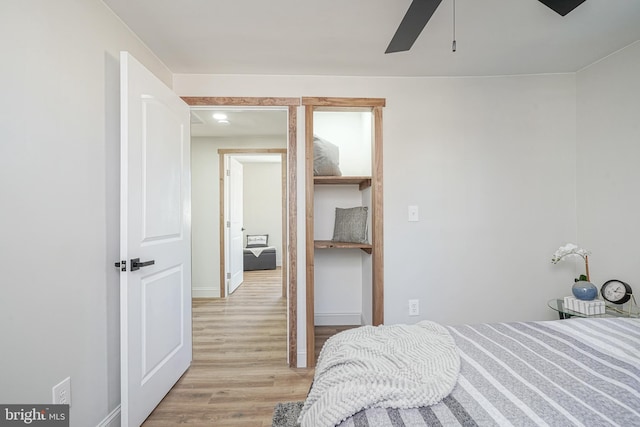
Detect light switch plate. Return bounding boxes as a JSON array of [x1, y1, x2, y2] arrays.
[[408, 205, 419, 222]]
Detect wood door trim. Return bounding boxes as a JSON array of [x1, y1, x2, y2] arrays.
[[281, 152, 287, 298], [301, 97, 386, 107], [185, 97, 299, 367], [304, 105, 315, 367], [182, 97, 300, 106], [287, 106, 298, 365], [218, 153, 226, 298], [372, 106, 384, 325]]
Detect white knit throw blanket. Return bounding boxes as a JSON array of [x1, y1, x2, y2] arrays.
[[298, 321, 460, 427]]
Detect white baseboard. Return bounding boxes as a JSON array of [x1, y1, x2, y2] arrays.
[[97, 405, 120, 427], [361, 312, 371, 326], [314, 313, 362, 326], [192, 286, 218, 298]]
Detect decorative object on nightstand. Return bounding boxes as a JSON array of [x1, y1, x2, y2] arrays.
[[552, 243, 597, 300], [601, 279, 633, 304], [600, 278, 638, 317], [571, 281, 598, 301], [601, 279, 638, 317], [562, 296, 605, 315]]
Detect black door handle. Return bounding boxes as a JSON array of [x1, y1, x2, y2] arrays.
[[130, 258, 155, 271]]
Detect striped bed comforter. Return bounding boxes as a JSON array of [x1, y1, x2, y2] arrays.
[[335, 317, 640, 427]]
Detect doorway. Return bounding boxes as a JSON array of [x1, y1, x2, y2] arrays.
[[220, 150, 287, 297], [185, 97, 299, 366]]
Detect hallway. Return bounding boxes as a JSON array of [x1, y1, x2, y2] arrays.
[[142, 268, 313, 426]]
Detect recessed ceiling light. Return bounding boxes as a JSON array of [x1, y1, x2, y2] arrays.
[[212, 113, 227, 120]]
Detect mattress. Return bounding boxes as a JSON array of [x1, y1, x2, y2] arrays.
[[243, 246, 276, 271], [303, 317, 640, 427]]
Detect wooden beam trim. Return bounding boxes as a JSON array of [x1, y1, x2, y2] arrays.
[[287, 106, 298, 367], [182, 96, 300, 106], [372, 106, 384, 326], [301, 97, 386, 107], [305, 105, 316, 368]]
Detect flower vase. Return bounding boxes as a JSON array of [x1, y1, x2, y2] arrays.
[[572, 281, 598, 301]]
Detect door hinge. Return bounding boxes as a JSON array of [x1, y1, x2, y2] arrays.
[[114, 260, 127, 272], [226, 221, 230, 228], [226, 272, 231, 279], [226, 169, 230, 176]]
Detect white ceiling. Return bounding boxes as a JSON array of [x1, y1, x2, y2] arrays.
[[190, 108, 287, 137], [104, 0, 640, 77]]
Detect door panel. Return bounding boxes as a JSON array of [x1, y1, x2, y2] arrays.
[[141, 267, 183, 381], [142, 99, 183, 240], [120, 51, 192, 427]]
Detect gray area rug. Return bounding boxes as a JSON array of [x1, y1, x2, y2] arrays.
[[272, 401, 303, 427]]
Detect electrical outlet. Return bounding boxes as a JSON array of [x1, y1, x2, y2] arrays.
[[409, 299, 419, 316], [52, 377, 71, 406]]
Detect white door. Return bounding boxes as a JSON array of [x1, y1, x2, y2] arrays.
[[120, 51, 192, 427], [228, 157, 244, 293]]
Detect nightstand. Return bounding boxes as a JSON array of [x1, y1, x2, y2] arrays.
[[548, 298, 640, 319]]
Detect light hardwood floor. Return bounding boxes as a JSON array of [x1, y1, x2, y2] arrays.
[[142, 268, 313, 427]]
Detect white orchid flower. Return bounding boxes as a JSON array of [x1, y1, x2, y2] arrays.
[[551, 243, 592, 282], [551, 243, 590, 264]]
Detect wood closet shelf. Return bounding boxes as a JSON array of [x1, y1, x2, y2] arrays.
[[313, 176, 371, 190], [314, 240, 373, 254]]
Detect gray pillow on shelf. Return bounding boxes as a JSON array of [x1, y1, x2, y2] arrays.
[[332, 206, 368, 243], [313, 135, 342, 176]]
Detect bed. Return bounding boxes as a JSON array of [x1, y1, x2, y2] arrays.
[[294, 317, 640, 427]]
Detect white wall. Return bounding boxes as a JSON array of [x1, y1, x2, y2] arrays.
[[314, 185, 366, 325], [0, 1, 171, 425], [243, 161, 283, 265], [314, 111, 372, 176], [576, 41, 640, 294], [191, 136, 286, 297], [175, 72, 578, 365]]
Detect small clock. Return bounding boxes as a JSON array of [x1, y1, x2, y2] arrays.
[[601, 279, 633, 304]]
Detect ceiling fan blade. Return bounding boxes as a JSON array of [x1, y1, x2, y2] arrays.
[[385, 0, 444, 54], [538, 0, 586, 16]]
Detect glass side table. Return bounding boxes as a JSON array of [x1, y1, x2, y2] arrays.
[[548, 298, 640, 320]]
